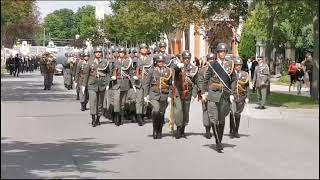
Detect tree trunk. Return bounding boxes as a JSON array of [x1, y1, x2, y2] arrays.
[[311, 8, 319, 102], [265, 4, 275, 96]]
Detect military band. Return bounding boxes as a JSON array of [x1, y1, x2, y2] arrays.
[[31, 40, 266, 153]]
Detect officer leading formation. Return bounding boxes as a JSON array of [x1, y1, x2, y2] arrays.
[[44, 41, 271, 153]]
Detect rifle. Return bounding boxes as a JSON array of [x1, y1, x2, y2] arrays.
[[169, 68, 175, 137]]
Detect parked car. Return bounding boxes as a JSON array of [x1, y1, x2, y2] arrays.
[[54, 63, 64, 75]]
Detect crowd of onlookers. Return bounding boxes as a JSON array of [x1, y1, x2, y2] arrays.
[[5, 53, 41, 77]]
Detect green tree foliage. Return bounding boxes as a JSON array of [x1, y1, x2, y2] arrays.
[[1, 0, 40, 47]]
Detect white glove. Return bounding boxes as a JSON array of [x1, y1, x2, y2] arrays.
[[81, 86, 85, 94], [106, 86, 109, 90], [230, 95, 234, 102], [74, 82, 77, 88], [202, 92, 208, 101], [177, 63, 184, 68], [111, 76, 116, 80], [245, 98, 249, 104], [191, 96, 195, 102], [133, 76, 138, 80], [167, 97, 172, 103], [144, 96, 150, 103]]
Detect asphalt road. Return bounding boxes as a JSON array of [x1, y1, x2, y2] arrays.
[[1, 72, 319, 179]]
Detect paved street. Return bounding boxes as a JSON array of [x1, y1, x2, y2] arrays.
[[1, 72, 319, 179]]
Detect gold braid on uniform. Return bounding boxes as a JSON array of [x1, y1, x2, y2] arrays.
[[159, 68, 172, 92], [236, 74, 249, 96]]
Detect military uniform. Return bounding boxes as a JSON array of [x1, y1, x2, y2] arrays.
[[131, 44, 154, 126], [202, 43, 234, 152], [229, 57, 250, 138], [252, 58, 270, 109], [144, 54, 172, 139], [75, 52, 90, 111], [104, 48, 118, 121], [199, 53, 216, 139], [63, 53, 74, 90], [110, 47, 133, 126], [172, 50, 199, 139], [84, 47, 111, 127], [40, 52, 56, 90]]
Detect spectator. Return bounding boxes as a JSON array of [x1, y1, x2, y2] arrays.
[[296, 63, 305, 95], [288, 60, 298, 92], [250, 56, 258, 92]]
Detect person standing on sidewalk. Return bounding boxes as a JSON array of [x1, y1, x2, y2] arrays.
[[253, 56, 270, 109], [296, 63, 305, 95]]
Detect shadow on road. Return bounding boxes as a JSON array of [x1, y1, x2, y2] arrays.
[[202, 143, 237, 152], [1, 79, 76, 102], [1, 137, 122, 179]]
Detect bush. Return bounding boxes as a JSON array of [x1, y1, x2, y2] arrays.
[[278, 75, 290, 84]]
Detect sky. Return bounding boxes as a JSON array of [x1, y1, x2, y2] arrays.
[[36, 1, 112, 23]]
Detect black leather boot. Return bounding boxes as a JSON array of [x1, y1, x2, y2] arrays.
[[205, 126, 212, 139], [176, 126, 182, 139], [229, 114, 235, 138], [81, 103, 85, 111], [96, 116, 101, 126], [212, 124, 222, 152], [91, 115, 96, 127], [157, 115, 164, 139], [137, 114, 143, 126], [152, 112, 158, 139], [181, 125, 186, 138], [218, 122, 225, 150], [234, 116, 241, 138], [44, 85, 47, 90], [114, 113, 120, 126], [76, 91, 80, 100]]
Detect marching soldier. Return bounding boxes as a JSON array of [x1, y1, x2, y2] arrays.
[[229, 56, 250, 138], [158, 41, 172, 67], [202, 42, 234, 152], [144, 54, 172, 139], [75, 51, 90, 111], [252, 56, 270, 109], [40, 52, 56, 90], [110, 47, 133, 126], [131, 43, 154, 126], [63, 52, 74, 90], [84, 47, 111, 127], [104, 47, 118, 120], [74, 52, 82, 100], [199, 53, 216, 139], [172, 50, 200, 139]]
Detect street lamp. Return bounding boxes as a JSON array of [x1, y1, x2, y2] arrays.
[[256, 40, 265, 59]]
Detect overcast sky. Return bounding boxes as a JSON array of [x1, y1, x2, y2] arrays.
[[36, 1, 112, 23]]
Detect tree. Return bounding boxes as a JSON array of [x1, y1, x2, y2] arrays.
[[1, 0, 40, 47], [43, 8, 77, 45]]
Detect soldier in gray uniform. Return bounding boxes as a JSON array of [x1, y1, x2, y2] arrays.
[[198, 53, 216, 139], [172, 50, 200, 139], [252, 56, 270, 109], [202, 43, 234, 152], [158, 41, 172, 67], [75, 51, 90, 111], [110, 47, 133, 126], [131, 43, 154, 126], [63, 52, 75, 90], [144, 54, 172, 139], [229, 56, 250, 138], [84, 47, 111, 127]]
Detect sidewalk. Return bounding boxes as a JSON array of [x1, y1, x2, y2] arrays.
[[270, 82, 310, 97]]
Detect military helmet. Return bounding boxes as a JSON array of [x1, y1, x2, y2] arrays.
[[65, 52, 69, 57], [233, 56, 243, 65], [159, 41, 167, 48], [156, 54, 165, 62], [94, 47, 103, 53], [216, 43, 228, 52], [83, 51, 89, 57], [182, 50, 192, 59], [79, 52, 84, 57], [153, 46, 160, 53], [206, 53, 216, 60], [131, 48, 137, 53], [139, 43, 148, 49], [118, 47, 126, 53]]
